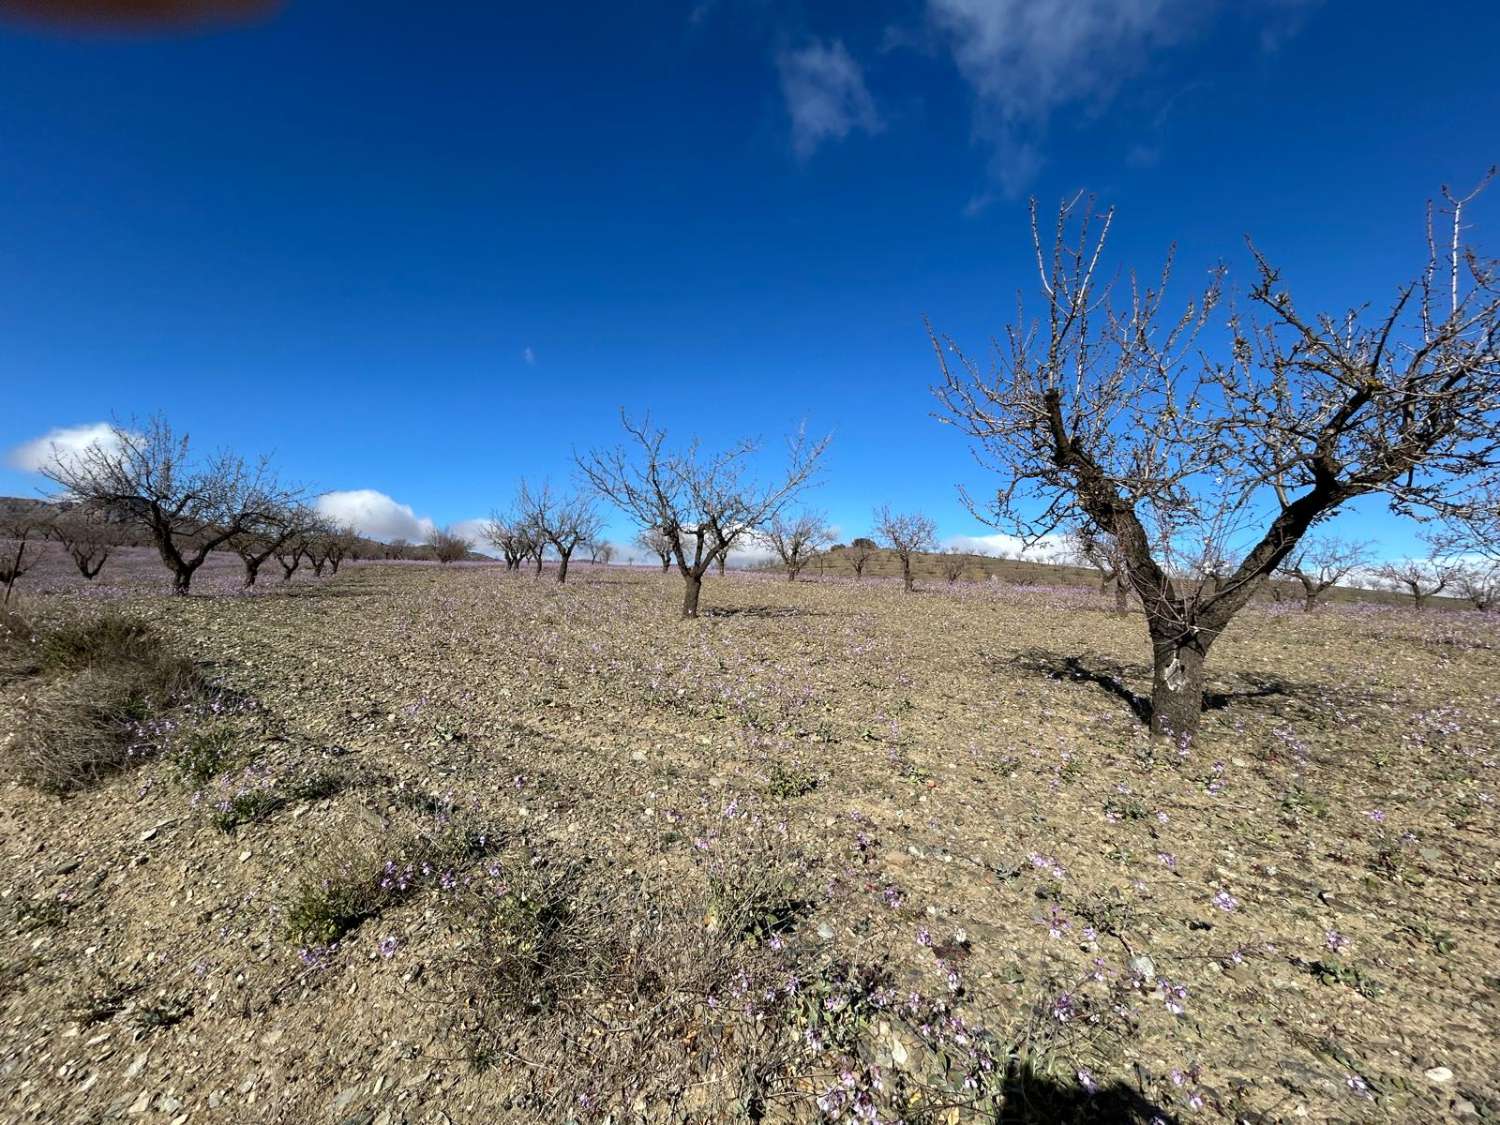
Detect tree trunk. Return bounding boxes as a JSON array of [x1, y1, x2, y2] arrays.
[[557, 551, 570, 584], [1149, 634, 1207, 740], [329, 557, 342, 575], [1099, 573, 1110, 593], [716, 556, 726, 577], [243, 559, 260, 588], [659, 557, 670, 573], [533, 555, 544, 577], [1303, 590, 1319, 612], [1113, 580, 1128, 615], [682, 573, 703, 618], [901, 557, 914, 592], [171, 567, 193, 596]]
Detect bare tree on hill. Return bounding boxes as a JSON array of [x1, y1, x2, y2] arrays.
[[931, 179, 1500, 739], [483, 513, 529, 571], [231, 503, 310, 588], [42, 415, 298, 595], [845, 538, 876, 578], [1276, 536, 1370, 612], [874, 506, 936, 593], [578, 413, 828, 617], [762, 510, 834, 581], [0, 509, 45, 603], [938, 548, 968, 584]]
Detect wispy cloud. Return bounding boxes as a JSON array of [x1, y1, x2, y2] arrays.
[[926, 0, 1195, 201], [6, 421, 128, 474], [776, 39, 882, 158], [943, 532, 1070, 562], [316, 489, 437, 544], [522, 346, 536, 366]]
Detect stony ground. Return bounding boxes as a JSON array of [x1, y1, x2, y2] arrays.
[[1, 560, 1497, 1123]]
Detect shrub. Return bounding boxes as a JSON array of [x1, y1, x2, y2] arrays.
[[170, 725, 243, 787]]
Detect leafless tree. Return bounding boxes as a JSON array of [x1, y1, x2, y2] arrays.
[[483, 513, 529, 571], [0, 510, 45, 603], [634, 527, 673, 572], [938, 548, 968, 584], [578, 413, 828, 617], [761, 510, 833, 581], [323, 524, 358, 575], [231, 503, 310, 588], [41, 415, 297, 596], [1453, 562, 1499, 610], [430, 527, 471, 565], [386, 537, 410, 561], [874, 507, 936, 593], [589, 541, 616, 565], [518, 480, 603, 584], [1066, 522, 1129, 614], [845, 538, 876, 578], [1277, 536, 1370, 612], [931, 180, 1500, 738], [48, 503, 122, 581], [1376, 557, 1458, 610]]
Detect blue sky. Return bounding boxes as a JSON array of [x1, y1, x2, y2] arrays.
[[4, 0, 1498, 558]]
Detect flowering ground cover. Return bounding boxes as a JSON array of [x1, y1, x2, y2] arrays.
[[1, 561, 1496, 1122]]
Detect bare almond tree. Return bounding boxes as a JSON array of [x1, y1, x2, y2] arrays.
[[1376, 558, 1458, 610], [430, 527, 471, 565], [762, 510, 833, 581], [1454, 562, 1499, 610], [48, 503, 122, 581], [1067, 523, 1129, 613], [635, 527, 673, 572], [0, 509, 45, 603], [483, 513, 529, 571], [932, 181, 1500, 738], [874, 506, 936, 593], [578, 413, 828, 617], [845, 538, 876, 578], [1277, 536, 1370, 612], [938, 548, 968, 584], [518, 480, 603, 584], [231, 503, 310, 588], [589, 541, 615, 565], [41, 415, 297, 596]]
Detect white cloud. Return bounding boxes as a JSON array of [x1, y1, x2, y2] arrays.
[[316, 490, 437, 544], [6, 422, 128, 474], [776, 39, 882, 158], [522, 346, 536, 366], [926, 0, 1193, 198], [942, 532, 1070, 562]]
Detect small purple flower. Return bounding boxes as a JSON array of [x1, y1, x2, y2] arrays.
[[1366, 809, 1386, 823], [378, 936, 398, 959], [1077, 1068, 1098, 1094], [1211, 889, 1239, 912], [1326, 929, 1351, 954]]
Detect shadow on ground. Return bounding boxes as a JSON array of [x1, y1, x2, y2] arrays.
[[1013, 650, 1292, 727]]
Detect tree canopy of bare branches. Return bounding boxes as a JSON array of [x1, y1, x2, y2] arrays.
[[430, 527, 471, 565], [634, 526, 673, 572], [1376, 558, 1458, 610], [1276, 535, 1370, 612], [41, 415, 298, 595], [0, 509, 46, 603], [874, 506, 936, 592], [483, 513, 531, 571], [844, 539, 876, 578], [47, 503, 124, 582], [230, 503, 311, 588], [761, 510, 834, 581], [517, 480, 603, 584], [578, 413, 828, 617], [931, 179, 1500, 737], [1066, 522, 1130, 613]]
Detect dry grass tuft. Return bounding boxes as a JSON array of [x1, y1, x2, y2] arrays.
[[2, 610, 199, 793]]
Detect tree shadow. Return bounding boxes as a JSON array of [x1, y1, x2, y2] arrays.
[[996, 1066, 1179, 1123], [1015, 650, 1289, 726], [701, 606, 819, 619]]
